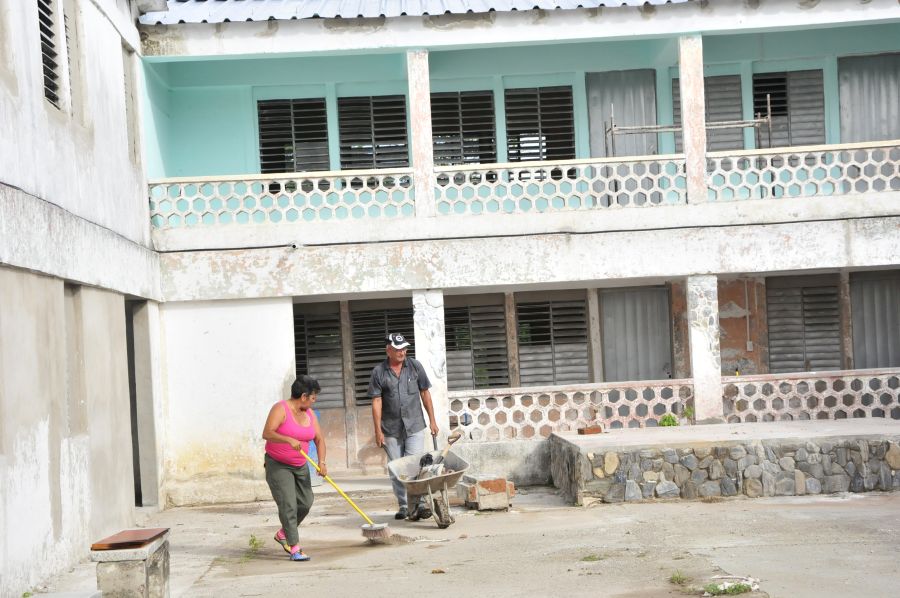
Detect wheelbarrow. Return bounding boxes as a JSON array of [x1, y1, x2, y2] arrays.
[[387, 435, 469, 529]]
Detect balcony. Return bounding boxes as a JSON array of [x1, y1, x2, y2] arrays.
[[148, 140, 900, 242]]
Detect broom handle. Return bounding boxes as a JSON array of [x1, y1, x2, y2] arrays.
[[297, 447, 375, 526]]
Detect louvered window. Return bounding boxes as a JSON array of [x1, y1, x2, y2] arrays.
[[505, 86, 576, 162], [767, 276, 842, 373], [38, 0, 61, 108], [753, 70, 825, 148], [338, 95, 409, 169], [351, 307, 414, 404], [294, 306, 344, 409], [673, 75, 744, 151], [431, 91, 497, 165], [517, 299, 590, 385], [445, 305, 509, 391], [850, 271, 900, 369], [258, 98, 330, 173]]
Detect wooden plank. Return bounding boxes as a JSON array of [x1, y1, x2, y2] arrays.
[[91, 528, 169, 551]]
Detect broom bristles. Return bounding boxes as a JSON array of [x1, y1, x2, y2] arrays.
[[361, 523, 392, 543]]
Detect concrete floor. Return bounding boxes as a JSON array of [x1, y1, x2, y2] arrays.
[[38, 478, 900, 598]]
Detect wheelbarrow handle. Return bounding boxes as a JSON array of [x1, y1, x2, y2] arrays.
[[432, 433, 438, 450]]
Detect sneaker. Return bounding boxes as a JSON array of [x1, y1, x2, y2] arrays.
[[289, 546, 310, 562], [274, 529, 291, 554], [394, 507, 408, 520]]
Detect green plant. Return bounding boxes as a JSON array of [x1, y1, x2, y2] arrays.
[[659, 413, 679, 427], [703, 582, 752, 595], [683, 406, 695, 421], [22, 593, 33, 598], [669, 571, 690, 586], [581, 554, 603, 562], [248, 534, 264, 551]]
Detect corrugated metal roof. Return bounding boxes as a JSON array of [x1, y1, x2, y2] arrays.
[[139, 0, 694, 25]]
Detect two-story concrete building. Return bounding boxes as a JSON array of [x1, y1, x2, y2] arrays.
[[2, 0, 899, 595]]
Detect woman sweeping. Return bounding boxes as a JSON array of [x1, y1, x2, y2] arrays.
[[262, 375, 326, 561]]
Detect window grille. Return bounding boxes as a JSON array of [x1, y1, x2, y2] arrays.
[[257, 98, 330, 173], [350, 308, 415, 404], [445, 305, 509, 390], [505, 86, 576, 162], [38, 0, 61, 108], [294, 306, 344, 409], [516, 299, 589, 385], [338, 95, 409, 169], [767, 275, 842, 373], [431, 91, 497, 165], [673, 75, 744, 151], [753, 70, 825, 148]]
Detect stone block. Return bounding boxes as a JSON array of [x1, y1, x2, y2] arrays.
[[850, 472, 865, 493], [698, 456, 713, 469], [778, 457, 795, 472], [708, 460, 725, 480], [744, 464, 762, 479], [695, 447, 713, 459], [774, 472, 795, 496], [642, 471, 659, 482], [655, 480, 679, 498], [885, 443, 900, 470], [641, 481, 657, 499], [603, 452, 620, 475], [457, 474, 515, 510], [583, 478, 614, 496], [661, 461, 675, 479], [603, 483, 625, 503], [592, 467, 605, 479], [92, 535, 169, 598], [744, 478, 763, 498], [625, 480, 641, 502], [762, 471, 775, 497], [699, 481, 721, 497], [794, 471, 806, 496], [663, 449, 679, 464], [835, 447, 848, 467], [721, 476, 738, 497], [824, 474, 850, 493], [639, 449, 659, 459], [674, 464, 691, 486], [723, 458, 737, 477], [680, 454, 699, 470], [805, 477, 822, 494], [729, 446, 747, 460], [690, 468, 709, 485], [681, 481, 698, 499], [762, 461, 781, 475], [796, 447, 809, 462], [878, 463, 892, 491]]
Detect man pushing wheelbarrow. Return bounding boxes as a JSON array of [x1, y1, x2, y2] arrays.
[[369, 332, 439, 521]]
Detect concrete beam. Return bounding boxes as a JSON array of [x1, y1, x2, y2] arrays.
[[686, 275, 724, 423], [406, 50, 436, 218], [678, 34, 707, 204], [413, 290, 450, 442]]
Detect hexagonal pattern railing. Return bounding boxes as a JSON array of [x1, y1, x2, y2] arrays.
[[148, 169, 415, 229], [706, 140, 900, 201], [448, 380, 693, 441], [722, 369, 900, 423], [434, 155, 686, 216]]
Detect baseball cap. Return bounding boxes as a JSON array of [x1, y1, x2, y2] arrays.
[[385, 332, 411, 350]]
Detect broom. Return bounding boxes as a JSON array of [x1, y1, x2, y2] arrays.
[[297, 447, 392, 543]]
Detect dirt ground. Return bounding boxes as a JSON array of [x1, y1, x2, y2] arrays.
[[40, 480, 900, 598]]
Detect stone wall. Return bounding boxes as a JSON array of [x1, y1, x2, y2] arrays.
[[550, 433, 900, 506]]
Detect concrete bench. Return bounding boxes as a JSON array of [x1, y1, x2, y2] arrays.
[[90, 528, 170, 598]]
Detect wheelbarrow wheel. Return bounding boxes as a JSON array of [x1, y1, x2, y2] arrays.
[[432, 495, 451, 529]]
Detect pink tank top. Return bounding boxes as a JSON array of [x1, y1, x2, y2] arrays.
[[265, 401, 316, 467]]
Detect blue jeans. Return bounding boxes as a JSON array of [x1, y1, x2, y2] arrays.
[[382, 429, 426, 510]]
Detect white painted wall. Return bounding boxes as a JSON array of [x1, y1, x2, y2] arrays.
[[140, 0, 900, 59], [159, 298, 296, 505], [159, 216, 900, 302], [0, 268, 134, 597]]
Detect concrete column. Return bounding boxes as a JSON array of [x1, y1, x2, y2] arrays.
[[686, 275, 724, 423], [678, 34, 707, 204], [132, 301, 162, 507], [839, 271, 854, 370], [412, 290, 449, 442], [406, 49, 435, 218], [339, 301, 359, 468], [586, 289, 604, 382], [504, 292, 520, 387]]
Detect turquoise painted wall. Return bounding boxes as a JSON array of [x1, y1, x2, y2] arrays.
[[142, 63, 173, 179], [145, 23, 900, 179]]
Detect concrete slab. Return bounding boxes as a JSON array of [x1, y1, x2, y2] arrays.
[[554, 419, 900, 451]]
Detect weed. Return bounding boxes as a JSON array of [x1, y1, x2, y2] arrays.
[[669, 571, 690, 586], [581, 554, 604, 562], [703, 582, 752, 595], [660, 414, 679, 427], [683, 406, 695, 421], [23, 593, 33, 598], [240, 534, 265, 562]]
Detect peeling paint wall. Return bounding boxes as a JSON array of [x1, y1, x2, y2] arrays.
[[0, 267, 134, 597], [718, 278, 768, 376], [159, 298, 295, 505]]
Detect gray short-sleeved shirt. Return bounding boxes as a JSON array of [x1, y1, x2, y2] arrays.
[[368, 357, 432, 437]]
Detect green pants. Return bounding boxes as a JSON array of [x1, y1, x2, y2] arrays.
[[264, 454, 314, 546]]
